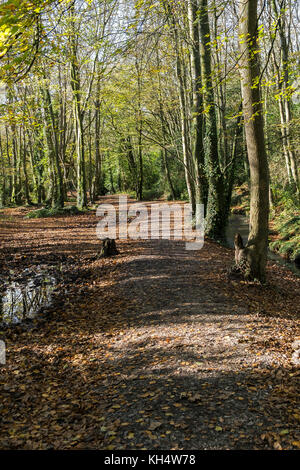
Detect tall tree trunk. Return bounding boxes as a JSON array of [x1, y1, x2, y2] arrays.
[[7, 88, 21, 205], [239, 0, 270, 282], [224, 103, 243, 220], [10, 121, 21, 205], [27, 129, 44, 204], [87, 109, 93, 202], [93, 69, 104, 201], [70, 3, 87, 209], [212, 3, 228, 170], [135, 59, 144, 201], [5, 126, 12, 199], [0, 131, 6, 207], [41, 83, 64, 208], [272, 0, 299, 194], [125, 136, 139, 198], [187, 0, 207, 209], [21, 127, 31, 205], [168, 6, 195, 210], [156, 48, 176, 199], [199, 0, 226, 241]]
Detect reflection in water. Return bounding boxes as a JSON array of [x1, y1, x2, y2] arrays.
[[227, 214, 299, 276], [226, 214, 250, 249], [0, 270, 56, 325]]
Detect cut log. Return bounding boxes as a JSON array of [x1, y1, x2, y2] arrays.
[[232, 232, 251, 279], [234, 233, 244, 264], [100, 238, 119, 258]]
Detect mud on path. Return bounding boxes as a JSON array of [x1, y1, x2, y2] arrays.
[[0, 196, 299, 450]]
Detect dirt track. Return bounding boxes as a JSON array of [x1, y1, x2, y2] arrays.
[[0, 197, 299, 449]]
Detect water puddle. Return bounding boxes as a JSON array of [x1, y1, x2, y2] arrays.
[[0, 267, 57, 326]]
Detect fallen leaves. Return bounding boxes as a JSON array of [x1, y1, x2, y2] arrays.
[[0, 201, 299, 450], [148, 421, 162, 431]]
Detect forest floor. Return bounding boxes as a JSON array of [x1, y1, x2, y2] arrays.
[[0, 196, 299, 450]]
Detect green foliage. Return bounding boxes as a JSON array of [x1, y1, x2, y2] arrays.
[[269, 204, 300, 260], [142, 152, 161, 189], [271, 184, 299, 211], [142, 187, 164, 201], [230, 184, 250, 215], [26, 205, 85, 219], [0, 0, 54, 81], [277, 216, 300, 237]]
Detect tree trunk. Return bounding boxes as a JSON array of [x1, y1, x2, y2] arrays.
[[272, 0, 299, 194], [92, 67, 105, 201], [135, 59, 144, 201], [21, 128, 32, 205], [199, 0, 226, 241], [70, 3, 87, 209], [224, 103, 243, 220], [41, 83, 64, 208], [187, 0, 207, 209], [156, 50, 177, 200], [0, 131, 6, 207], [169, 8, 195, 210], [239, 0, 269, 282]]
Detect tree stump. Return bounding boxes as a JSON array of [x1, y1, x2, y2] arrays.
[[295, 254, 300, 269], [228, 232, 252, 280], [100, 238, 119, 258]]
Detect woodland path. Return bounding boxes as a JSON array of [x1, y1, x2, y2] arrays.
[[0, 196, 299, 450]]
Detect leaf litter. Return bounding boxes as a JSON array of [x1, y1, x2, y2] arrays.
[[0, 198, 299, 450]]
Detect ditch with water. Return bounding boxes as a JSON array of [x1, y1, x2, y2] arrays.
[[226, 214, 299, 276], [0, 267, 57, 327]]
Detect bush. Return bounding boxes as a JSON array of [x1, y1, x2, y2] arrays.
[[278, 241, 295, 257], [269, 213, 300, 261], [271, 184, 299, 211], [26, 205, 84, 219], [142, 187, 164, 201]]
